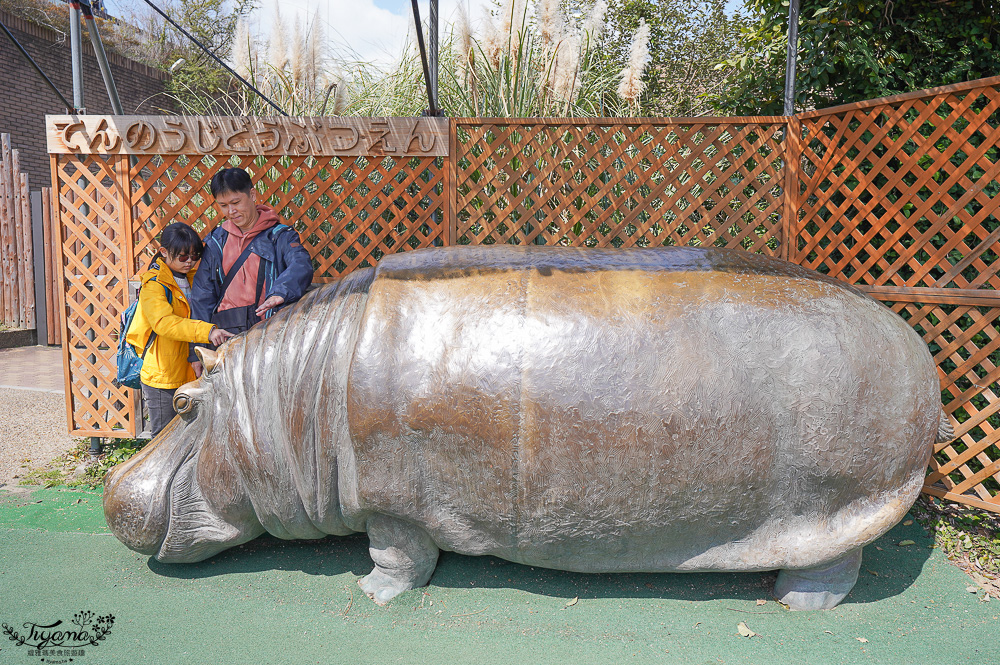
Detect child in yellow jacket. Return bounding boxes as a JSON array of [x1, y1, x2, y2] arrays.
[[126, 223, 233, 437]]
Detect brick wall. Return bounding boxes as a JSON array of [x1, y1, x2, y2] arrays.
[[0, 10, 175, 190]]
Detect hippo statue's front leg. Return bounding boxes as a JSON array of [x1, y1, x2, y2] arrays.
[[774, 548, 863, 610], [359, 514, 440, 605]]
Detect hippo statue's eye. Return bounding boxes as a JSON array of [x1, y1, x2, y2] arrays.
[[173, 390, 198, 418], [174, 394, 192, 413]]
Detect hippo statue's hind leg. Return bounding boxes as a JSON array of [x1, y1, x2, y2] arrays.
[[773, 547, 863, 610], [360, 514, 440, 605]]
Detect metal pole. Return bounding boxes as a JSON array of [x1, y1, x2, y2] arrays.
[[69, 1, 85, 112], [80, 0, 124, 114], [30, 192, 47, 347], [409, 0, 439, 116], [783, 0, 800, 116], [429, 0, 439, 113]]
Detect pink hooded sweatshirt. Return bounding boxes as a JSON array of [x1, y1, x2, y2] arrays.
[[217, 204, 279, 311]]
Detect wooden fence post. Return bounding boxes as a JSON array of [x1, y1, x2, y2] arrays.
[[41, 186, 59, 345], [0, 135, 14, 325], [781, 116, 802, 263], [448, 118, 458, 246], [30, 190, 47, 345], [18, 171, 34, 329], [10, 148, 25, 328]]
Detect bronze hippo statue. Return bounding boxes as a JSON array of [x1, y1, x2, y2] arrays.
[[104, 246, 949, 611]]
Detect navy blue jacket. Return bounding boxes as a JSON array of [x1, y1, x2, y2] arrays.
[[190, 222, 314, 324]]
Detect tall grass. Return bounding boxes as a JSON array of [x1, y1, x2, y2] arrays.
[[173, 0, 650, 118]]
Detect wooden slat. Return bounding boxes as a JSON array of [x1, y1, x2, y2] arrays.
[[781, 117, 802, 261], [19, 172, 34, 328], [51, 155, 75, 435], [923, 484, 1000, 513], [447, 121, 457, 247], [798, 74, 1000, 119], [42, 187, 56, 345], [0, 135, 14, 325], [10, 148, 24, 328], [860, 286, 1000, 307]]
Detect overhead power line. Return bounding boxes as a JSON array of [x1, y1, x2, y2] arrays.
[[138, 0, 288, 116], [0, 17, 73, 110]]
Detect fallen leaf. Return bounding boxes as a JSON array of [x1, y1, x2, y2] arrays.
[[72, 498, 82, 504], [967, 586, 981, 593], [562, 597, 578, 609], [868, 569, 879, 576], [903, 519, 913, 526], [756, 599, 767, 606], [898, 540, 916, 547], [737, 622, 757, 638], [857, 638, 869, 643], [824, 631, 834, 635]]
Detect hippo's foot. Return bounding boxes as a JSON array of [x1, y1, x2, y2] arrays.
[[360, 514, 440, 605], [774, 547, 863, 610]]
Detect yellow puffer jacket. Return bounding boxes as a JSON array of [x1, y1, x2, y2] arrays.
[[125, 261, 216, 389]]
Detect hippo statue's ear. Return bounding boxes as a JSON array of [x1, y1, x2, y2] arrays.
[[195, 347, 220, 373]]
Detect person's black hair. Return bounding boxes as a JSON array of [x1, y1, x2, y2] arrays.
[[157, 222, 203, 261], [210, 167, 254, 197]]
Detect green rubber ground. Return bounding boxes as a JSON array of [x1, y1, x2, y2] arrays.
[[1, 486, 997, 664]]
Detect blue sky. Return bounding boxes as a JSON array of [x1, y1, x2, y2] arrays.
[[103, 0, 748, 66], [372, 0, 407, 11]]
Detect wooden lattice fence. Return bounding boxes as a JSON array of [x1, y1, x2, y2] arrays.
[[45, 76, 1000, 511], [794, 78, 1000, 512], [452, 118, 788, 253]]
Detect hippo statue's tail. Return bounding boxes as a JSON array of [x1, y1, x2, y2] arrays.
[[937, 408, 955, 444]]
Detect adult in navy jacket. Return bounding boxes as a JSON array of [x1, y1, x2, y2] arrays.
[[189, 168, 314, 375]]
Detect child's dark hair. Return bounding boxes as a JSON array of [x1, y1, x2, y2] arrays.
[[157, 222, 203, 261], [210, 167, 254, 197]]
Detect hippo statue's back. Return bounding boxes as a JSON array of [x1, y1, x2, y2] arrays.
[[104, 246, 944, 611], [345, 247, 938, 571]]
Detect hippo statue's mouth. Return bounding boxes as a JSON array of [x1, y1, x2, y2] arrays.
[[103, 418, 198, 556]]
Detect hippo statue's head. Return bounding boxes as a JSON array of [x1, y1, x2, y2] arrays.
[[104, 274, 372, 562], [103, 346, 266, 562]]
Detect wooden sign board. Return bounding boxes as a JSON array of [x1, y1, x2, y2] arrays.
[[46, 116, 449, 156]]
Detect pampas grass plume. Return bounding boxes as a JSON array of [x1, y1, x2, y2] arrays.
[[290, 18, 307, 87], [269, 4, 289, 70], [307, 10, 326, 90], [231, 16, 252, 80], [536, 0, 562, 54], [454, 2, 474, 82], [552, 34, 581, 105], [617, 19, 650, 106], [583, 0, 608, 44]]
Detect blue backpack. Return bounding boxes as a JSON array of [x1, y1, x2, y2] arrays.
[[115, 279, 172, 389]]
